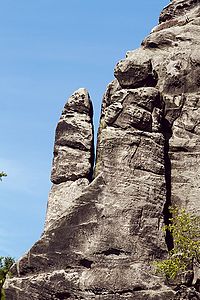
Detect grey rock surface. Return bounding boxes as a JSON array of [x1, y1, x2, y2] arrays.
[[51, 88, 94, 184], [4, 0, 200, 299], [114, 53, 158, 88], [45, 88, 94, 230]]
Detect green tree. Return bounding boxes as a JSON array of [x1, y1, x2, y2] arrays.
[[0, 173, 7, 181], [0, 256, 15, 300], [155, 207, 200, 281]]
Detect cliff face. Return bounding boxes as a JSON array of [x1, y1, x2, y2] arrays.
[[4, 0, 200, 299]]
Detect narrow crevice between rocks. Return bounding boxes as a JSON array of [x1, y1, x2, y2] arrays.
[[161, 94, 186, 249], [54, 291, 71, 299], [95, 248, 131, 256], [79, 258, 93, 269], [170, 146, 189, 153], [52, 173, 92, 185], [56, 141, 90, 152], [118, 287, 144, 294], [162, 117, 174, 251], [88, 144, 95, 183], [88, 103, 95, 183], [86, 286, 145, 296]]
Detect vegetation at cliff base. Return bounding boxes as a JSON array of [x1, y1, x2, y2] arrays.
[[0, 172, 13, 299], [0, 256, 15, 300], [155, 207, 200, 281]]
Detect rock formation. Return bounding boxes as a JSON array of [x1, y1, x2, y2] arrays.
[[4, 0, 200, 299], [46, 88, 94, 230]]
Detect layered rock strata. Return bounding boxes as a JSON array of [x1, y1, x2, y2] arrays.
[[45, 88, 94, 230], [4, 0, 200, 299]]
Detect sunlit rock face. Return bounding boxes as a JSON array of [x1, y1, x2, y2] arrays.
[[46, 88, 94, 230], [4, 0, 200, 299]]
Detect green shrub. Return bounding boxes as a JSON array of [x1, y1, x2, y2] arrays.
[[155, 207, 200, 280], [0, 257, 15, 300]]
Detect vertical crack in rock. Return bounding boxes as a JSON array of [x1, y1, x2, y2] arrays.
[[162, 117, 174, 251], [162, 93, 186, 251]]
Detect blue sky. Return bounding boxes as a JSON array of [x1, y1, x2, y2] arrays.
[[0, 0, 169, 259]]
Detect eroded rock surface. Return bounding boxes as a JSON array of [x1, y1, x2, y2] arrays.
[[4, 0, 200, 299], [51, 88, 94, 185], [45, 88, 94, 230]]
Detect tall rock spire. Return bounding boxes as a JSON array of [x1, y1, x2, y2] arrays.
[[51, 88, 94, 185], [45, 88, 94, 230], [4, 0, 200, 299]]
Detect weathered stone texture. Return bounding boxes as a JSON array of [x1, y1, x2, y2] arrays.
[[45, 178, 89, 230], [114, 53, 158, 88], [4, 0, 200, 299], [45, 88, 94, 230], [51, 88, 94, 184]]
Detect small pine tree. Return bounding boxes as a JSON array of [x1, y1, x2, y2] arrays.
[[155, 207, 200, 280]]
